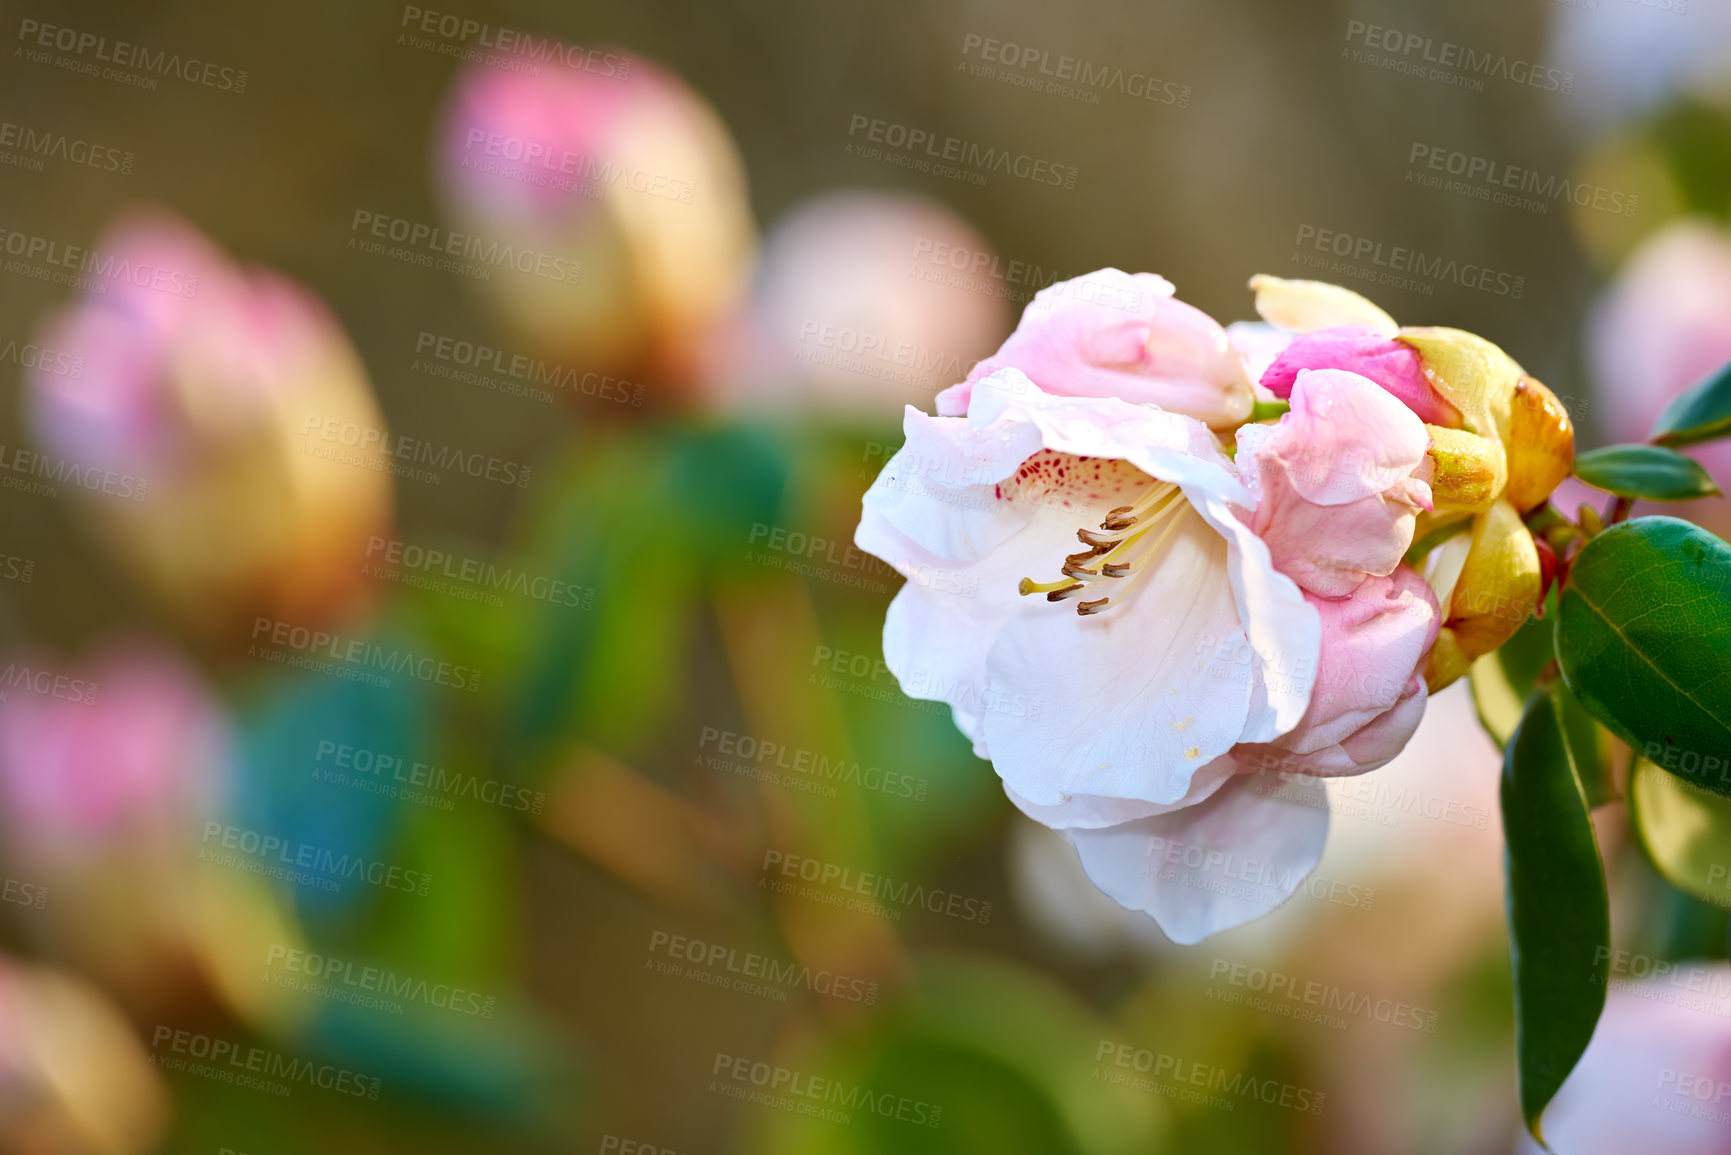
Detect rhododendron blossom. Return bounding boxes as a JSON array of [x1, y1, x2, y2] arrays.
[[856, 270, 1568, 942]]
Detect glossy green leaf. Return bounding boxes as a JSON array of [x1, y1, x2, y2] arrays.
[[1466, 596, 1614, 802], [1502, 689, 1610, 1148], [1652, 358, 1731, 447], [1630, 757, 1731, 907], [1573, 444, 1720, 500], [1557, 517, 1731, 797], [1469, 597, 1557, 747]]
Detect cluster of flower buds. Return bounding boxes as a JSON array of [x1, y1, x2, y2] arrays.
[[1246, 276, 1575, 690]]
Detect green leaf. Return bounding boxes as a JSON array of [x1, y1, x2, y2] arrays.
[[1469, 598, 1557, 747], [1630, 757, 1731, 907], [1652, 358, 1731, 447], [1465, 595, 1611, 803], [1501, 689, 1610, 1148], [1249, 399, 1291, 422], [1573, 444, 1721, 500], [1556, 517, 1731, 797]]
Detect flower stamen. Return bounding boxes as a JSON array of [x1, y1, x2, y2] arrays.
[[1019, 480, 1189, 615]]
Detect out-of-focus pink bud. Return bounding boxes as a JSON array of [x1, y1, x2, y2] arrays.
[[1589, 219, 1731, 529], [0, 644, 226, 844], [1519, 964, 1731, 1155], [715, 190, 1009, 420], [0, 644, 231, 1010], [434, 49, 755, 396], [0, 954, 167, 1155], [27, 212, 392, 641]]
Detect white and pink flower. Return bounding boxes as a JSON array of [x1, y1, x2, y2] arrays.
[[856, 270, 1443, 942]]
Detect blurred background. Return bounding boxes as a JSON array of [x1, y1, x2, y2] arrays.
[[1, 1, 1729, 1152]]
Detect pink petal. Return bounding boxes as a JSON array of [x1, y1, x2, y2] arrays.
[[1262, 325, 1460, 426]]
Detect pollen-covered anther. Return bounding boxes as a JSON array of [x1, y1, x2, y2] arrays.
[[1022, 479, 1188, 615], [1100, 506, 1138, 531]]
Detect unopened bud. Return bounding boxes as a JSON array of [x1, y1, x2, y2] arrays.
[[1424, 499, 1541, 690], [1398, 327, 1524, 446], [1249, 275, 1398, 336], [1504, 376, 1574, 513], [1424, 426, 1507, 515]]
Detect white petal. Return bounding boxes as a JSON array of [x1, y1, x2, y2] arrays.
[[869, 513, 1077, 755], [1006, 755, 1234, 830], [981, 502, 1252, 807], [1225, 320, 1294, 388], [858, 402, 1043, 564], [967, 369, 1319, 737], [1068, 770, 1331, 944]]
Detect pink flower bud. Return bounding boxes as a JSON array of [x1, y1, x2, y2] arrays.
[[1262, 325, 1461, 427], [433, 49, 755, 392], [27, 212, 392, 637]]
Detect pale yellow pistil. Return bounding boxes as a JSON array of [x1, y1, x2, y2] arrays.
[[1018, 481, 1186, 615]]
